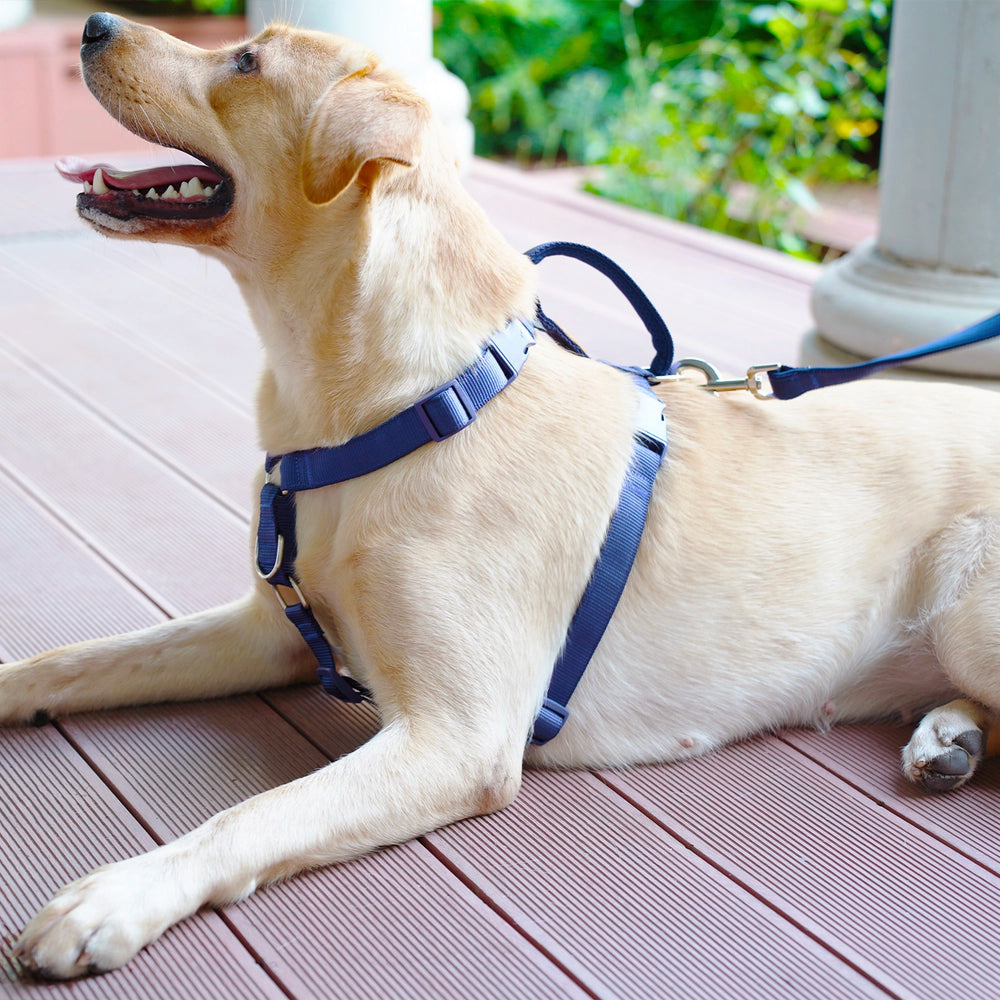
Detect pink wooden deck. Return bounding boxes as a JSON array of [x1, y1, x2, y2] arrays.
[[2, 154, 999, 1000]]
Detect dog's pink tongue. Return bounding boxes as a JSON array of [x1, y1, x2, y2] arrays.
[[55, 158, 221, 189]]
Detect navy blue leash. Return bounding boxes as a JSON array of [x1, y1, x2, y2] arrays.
[[767, 310, 1000, 399]]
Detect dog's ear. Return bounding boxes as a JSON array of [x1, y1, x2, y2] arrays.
[[301, 67, 429, 205]]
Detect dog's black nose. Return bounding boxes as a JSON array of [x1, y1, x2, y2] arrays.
[[82, 12, 119, 48]]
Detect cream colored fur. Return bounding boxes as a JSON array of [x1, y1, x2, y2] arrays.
[[6, 17, 1000, 979]]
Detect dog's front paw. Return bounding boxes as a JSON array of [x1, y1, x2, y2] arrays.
[[15, 855, 188, 979], [0, 658, 57, 727], [902, 701, 986, 792]]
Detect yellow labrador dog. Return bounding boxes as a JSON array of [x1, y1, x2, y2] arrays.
[[6, 13, 1000, 979]]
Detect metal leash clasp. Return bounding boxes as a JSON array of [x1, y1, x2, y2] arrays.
[[658, 358, 779, 400]]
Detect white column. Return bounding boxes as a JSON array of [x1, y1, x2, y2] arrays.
[[807, 0, 1000, 378], [247, 0, 473, 167], [0, 0, 32, 29]]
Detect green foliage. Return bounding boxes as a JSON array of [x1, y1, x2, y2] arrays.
[[118, 0, 244, 14], [433, 0, 718, 160], [591, 0, 890, 256], [434, 0, 890, 259]]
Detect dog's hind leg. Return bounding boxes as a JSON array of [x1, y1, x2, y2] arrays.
[[903, 511, 1000, 790], [0, 585, 315, 724]]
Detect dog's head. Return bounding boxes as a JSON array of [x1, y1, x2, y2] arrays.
[[58, 14, 433, 256]]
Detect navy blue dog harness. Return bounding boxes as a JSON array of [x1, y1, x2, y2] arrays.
[[255, 237, 1000, 745], [255, 244, 670, 744]]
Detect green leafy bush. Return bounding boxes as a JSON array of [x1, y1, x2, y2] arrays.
[[435, 0, 890, 258], [433, 0, 718, 161], [117, 0, 244, 14], [591, 0, 890, 256]]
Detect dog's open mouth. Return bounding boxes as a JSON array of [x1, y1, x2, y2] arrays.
[[56, 157, 233, 227]]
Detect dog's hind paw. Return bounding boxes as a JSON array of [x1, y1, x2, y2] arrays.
[[902, 700, 987, 792]]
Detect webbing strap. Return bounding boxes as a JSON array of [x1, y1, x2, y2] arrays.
[[768, 310, 1000, 400], [269, 318, 534, 490], [525, 242, 675, 376], [531, 378, 667, 746], [257, 318, 535, 704], [283, 601, 368, 702]]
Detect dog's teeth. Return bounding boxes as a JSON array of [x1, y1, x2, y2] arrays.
[[132, 189, 141, 197], [146, 188, 160, 200], [186, 176, 205, 197], [203, 185, 214, 198], [162, 185, 180, 199], [179, 180, 191, 197], [92, 168, 108, 195], [83, 180, 92, 194]]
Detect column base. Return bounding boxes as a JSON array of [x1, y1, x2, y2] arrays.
[[812, 239, 1000, 377], [799, 329, 1000, 392]]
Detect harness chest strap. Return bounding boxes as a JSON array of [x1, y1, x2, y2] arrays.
[[254, 314, 667, 743], [255, 318, 536, 702], [531, 377, 666, 745]]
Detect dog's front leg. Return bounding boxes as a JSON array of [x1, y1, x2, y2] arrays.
[[15, 721, 521, 978], [0, 586, 315, 724]]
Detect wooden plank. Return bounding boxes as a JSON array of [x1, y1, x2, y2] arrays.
[[0, 476, 284, 995], [0, 289, 257, 515], [62, 698, 592, 1000], [428, 768, 885, 1000], [603, 735, 1000, 999], [783, 722, 1000, 872], [0, 723, 286, 999], [272, 688, 882, 998], [0, 235, 260, 409], [0, 474, 163, 662], [0, 344, 248, 618]]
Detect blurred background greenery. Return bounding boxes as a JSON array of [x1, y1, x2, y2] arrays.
[[434, 0, 891, 260]]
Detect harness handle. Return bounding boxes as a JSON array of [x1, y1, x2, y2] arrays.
[[526, 241, 675, 376]]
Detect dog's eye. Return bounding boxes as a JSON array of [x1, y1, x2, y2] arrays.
[[236, 49, 259, 74]]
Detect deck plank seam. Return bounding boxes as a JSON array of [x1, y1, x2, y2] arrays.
[[257, 691, 378, 765], [418, 835, 604, 1000], [0, 338, 253, 528], [777, 732, 1000, 879], [0, 241, 255, 416], [47, 714, 310, 999], [0, 464, 176, 636], [591, 769, 907, 1000], [258, 691, 610, 996]]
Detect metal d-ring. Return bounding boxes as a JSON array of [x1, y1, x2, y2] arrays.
[[254, 533, 285, 581]]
